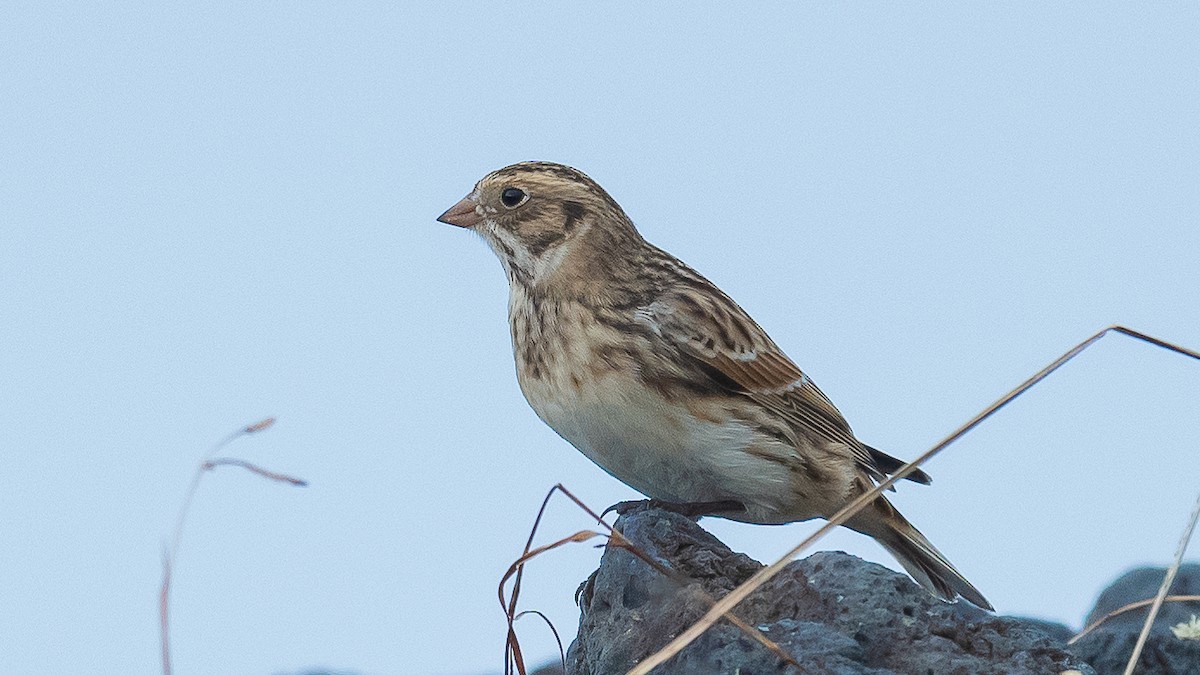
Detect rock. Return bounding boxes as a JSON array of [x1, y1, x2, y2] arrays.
[[1008, 617, 1077, 644], [1082, 564, 1200, 631], [567, 505, 1094, 675], [1069, 564, 1200, 675]]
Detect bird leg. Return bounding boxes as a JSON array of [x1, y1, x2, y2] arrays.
[[602, 498, 745, 520]]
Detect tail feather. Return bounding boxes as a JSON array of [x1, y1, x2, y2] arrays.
[[849, 502, 992, 611], [864, 444, 932, 485]]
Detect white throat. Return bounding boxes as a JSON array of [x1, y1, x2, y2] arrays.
[[480, 217, 591, 287]]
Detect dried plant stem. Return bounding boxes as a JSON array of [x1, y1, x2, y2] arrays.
[[513, 610, 567, 670], [502, 527, 606, 675], [1070, 595, 1200, 645], [573, 494, 800, 667], [628, 325, 1200, 675], [503, 485, 579, 675], [159, 418, 306, 675], [500, 484, 800, 674], [166, 422, 274, 570], [1122, 490, 1200, 675]]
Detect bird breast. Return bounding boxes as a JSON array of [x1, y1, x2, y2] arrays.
[[506, 288, 796, 509]]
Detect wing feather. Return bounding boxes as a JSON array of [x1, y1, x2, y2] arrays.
[[641, 290, 888, 482]]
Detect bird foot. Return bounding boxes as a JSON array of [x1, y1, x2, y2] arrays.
[[575, 569, 598, 610], [601, 498, 745, 520]]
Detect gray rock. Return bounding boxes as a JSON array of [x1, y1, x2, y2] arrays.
[[568, 505, 1094, 675], [1008, 617, 1077, 644], [1082, 564, 1200, 631], [1070, 564, 1200, 675]]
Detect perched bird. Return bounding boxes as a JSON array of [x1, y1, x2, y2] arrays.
[[437, 161, 991, 609]]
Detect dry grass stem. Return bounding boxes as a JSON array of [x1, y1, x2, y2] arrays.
[[159, 417, 305, 675], [1122, 489, 1200, 675], [628, 325, 1200, 675], [203, 458, 308, 486], [513, 609, 568, 672], [1069, 595, 1200, 645], [500, 484, 799, 675], [502, 485, 583, 675]]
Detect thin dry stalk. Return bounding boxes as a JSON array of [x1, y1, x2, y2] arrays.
[[1069, 595, 1200, 645], [502, 485, 588, 675], [542, 484, 797, 666], [159, 418, 306, 675], [513, 610, 568, 673], [499, 484, 800, 674], [501, 529, 604, 675], [499, 530, 600, 672], [1123, 490, 1200, 675], [628, 325, 1200, 675], [203, 457, 309, 486]]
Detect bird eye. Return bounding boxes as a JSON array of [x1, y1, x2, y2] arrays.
[[500, 187, 528, 208]]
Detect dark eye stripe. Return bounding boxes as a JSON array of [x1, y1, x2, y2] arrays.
[[562, 200, 585, 231], [524, 229, 564, 257]]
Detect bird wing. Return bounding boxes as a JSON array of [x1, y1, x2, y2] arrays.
[[638, 289, 889, 483]]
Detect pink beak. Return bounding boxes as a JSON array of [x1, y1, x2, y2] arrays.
[[437, 196, 484, 228]]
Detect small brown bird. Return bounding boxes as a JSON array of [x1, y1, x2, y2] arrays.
[[438, 161, 991, 609]]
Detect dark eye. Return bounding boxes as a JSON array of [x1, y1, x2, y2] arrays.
[[500, 187, 528, 208]]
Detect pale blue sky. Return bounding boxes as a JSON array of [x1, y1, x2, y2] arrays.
[[2, 3, 1198, 674]]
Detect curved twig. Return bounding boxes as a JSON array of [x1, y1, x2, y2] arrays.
[[513, 610, 567, 672], [159, 418, 305, 675], [501, 485, 582, 675], [500, 484, 800, 673], [1069, 595, 1200, 645]]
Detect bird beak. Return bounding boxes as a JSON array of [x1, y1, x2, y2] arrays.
[[437, 195, 483, 228]]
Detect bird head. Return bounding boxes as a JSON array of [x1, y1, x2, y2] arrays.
[[438, 162, 642, 289]]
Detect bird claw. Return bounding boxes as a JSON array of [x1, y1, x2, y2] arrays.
[[601, 498, 746, 520], [601, 499, 652, 519], [575, 569, 599, 610]]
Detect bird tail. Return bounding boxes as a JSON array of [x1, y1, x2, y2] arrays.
[[847, 500, 993, 611]]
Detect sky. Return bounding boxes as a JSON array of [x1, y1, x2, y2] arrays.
[[2, 2, 1198, 674]]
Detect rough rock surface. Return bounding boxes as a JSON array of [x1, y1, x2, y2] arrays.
[[1069, 563, 1200, 675], [566, 505, 1095, 675]]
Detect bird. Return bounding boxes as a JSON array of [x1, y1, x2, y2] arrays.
[[436, 161, 991, 609]]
